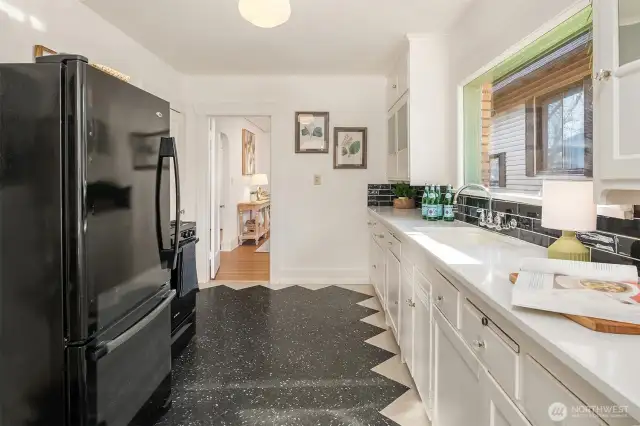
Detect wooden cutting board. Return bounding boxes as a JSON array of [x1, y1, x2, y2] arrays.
[[509, 272, 640, 335]]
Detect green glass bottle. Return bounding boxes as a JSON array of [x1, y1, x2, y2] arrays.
[[427, 185, 438, 221], [436, 185, 443, 220], [421, 184, 429, 219], [443, 185, 455, 222]]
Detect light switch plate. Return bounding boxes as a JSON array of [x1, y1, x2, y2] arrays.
[[314, 175, 322, 185]]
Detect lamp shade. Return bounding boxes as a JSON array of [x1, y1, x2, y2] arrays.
[[238, 0, 291, 28], [250, 174, 269, 186], [541, 181, 596, 231]]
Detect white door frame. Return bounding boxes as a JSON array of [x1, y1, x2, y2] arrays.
[[205, 109, 273, 282], [209, 119, 221, 277]]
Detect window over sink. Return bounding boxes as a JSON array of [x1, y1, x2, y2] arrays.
[[462, 5, 593, 196]]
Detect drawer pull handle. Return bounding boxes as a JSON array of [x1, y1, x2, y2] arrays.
[[481, 317, 489, 326], [375, 233, 384, 238], [472, 339, 485, 350]]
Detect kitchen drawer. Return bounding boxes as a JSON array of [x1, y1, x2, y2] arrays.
[[521, 355, 606, 426], [386, 229, 402, 259], [461, 301, 519, 401], [370, 222, 387, 246], [460, 300, 485, 352], [483, 320, 519, 402], [431, 269, 460, 328]]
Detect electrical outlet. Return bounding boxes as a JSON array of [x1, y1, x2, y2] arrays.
[[314, 175, 322, 186]]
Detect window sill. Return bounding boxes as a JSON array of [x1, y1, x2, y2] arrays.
[[457, 188, 632, 219]]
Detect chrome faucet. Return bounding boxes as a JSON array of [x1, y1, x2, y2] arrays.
[[453, 183, 516, 231], [453, 183, 494, 218]]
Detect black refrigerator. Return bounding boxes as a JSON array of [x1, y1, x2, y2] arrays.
[[0, 54, 182, 425]]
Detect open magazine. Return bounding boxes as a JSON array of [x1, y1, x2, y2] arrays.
[[512, 258, 640, 325]]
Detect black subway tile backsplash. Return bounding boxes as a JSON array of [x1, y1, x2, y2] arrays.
[[493, 200, 518, 215], [367, 184, 640, 273], [517, 203, 542, 220], [576, 231, 617, 253], [515, 216, 534, 231], [532, 219, 563, 239], [520, 230, 549, 247]]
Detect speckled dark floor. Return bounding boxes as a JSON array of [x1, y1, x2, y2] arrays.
[[152, 285, 408, 425]]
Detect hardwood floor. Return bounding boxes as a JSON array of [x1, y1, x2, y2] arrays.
[[213, 236, 270, 282]]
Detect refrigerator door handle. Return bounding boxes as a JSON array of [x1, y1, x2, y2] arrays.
[[156, 136, 181, 269], [91, 290, 176, 361]]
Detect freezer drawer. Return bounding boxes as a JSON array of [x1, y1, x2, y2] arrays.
[[67, 289, 175, 426]]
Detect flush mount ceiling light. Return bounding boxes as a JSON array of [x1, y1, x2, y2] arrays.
[[238, 0, 291, 28]]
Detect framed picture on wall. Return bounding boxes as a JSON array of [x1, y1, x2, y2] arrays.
[[242, 129, 256, 175], [333, 127, 367, 169], [295, 111, 329, 153]]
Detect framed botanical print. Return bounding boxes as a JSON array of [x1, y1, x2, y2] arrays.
[[242, 129, 256, 175], [295, 112, 329, 153], [334, 127, 367, 169]]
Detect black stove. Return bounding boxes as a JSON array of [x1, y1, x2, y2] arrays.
[[170, 220, 197, 245], [169, 220, 198, 358]]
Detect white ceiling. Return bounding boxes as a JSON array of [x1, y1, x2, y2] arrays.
[[83, 0, 472, 75]]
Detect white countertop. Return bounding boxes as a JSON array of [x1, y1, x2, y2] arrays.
[[369, 206, 640, 421]]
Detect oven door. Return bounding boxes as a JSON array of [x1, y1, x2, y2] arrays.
[[66, 289, 174, 426]]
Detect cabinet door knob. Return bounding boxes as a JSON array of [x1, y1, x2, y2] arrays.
[[472, 339, 485, 349], [373, 265, 377, 269], [407, 299, 416, 308], [394, 301, 398, 305], [594, 69, 612, 81], [388, 241, 393, 246], [436, 295, 444, 303], [392, 84, 397, 89]]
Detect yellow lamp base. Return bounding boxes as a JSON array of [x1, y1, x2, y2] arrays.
[[547, 231, 590, 262]]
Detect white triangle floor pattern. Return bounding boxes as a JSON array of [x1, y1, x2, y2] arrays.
[[198, 282, 431, 426]]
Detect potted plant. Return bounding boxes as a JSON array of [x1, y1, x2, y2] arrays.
[[392, 182, 416, 209]]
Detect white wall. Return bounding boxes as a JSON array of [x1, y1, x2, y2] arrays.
[[0, 0, 200, 220], [446, 0, 580, 182], [185, 76, 387, 284], [214, 117, 271, 251], [0, 0, 184, 108]]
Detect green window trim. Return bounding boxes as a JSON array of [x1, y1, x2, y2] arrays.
[[462, 5, 592, 185]]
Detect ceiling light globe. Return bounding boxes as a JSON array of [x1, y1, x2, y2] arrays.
[[238, 0, 291, 28]]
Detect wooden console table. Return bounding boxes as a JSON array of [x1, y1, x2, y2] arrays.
[[238, 200, 270, 245]]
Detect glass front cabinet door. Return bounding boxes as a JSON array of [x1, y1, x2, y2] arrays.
[[594, 0, 640, 203]]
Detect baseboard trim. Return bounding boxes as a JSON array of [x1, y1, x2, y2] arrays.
[[273, 268, 369, 285]]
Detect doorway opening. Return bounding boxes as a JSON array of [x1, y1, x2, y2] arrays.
[[209, 116, 271, 283]]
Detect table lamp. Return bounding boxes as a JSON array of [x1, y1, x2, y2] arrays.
[[542, 181, 596, 261], [250, 174, 269, 201]]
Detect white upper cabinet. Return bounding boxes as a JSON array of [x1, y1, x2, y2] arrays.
[[386, 35, 450, 185], [594, 0, 640, 203]]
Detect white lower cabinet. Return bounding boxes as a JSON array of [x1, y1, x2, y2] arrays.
[[369, 236, 385, 303], [481, 368, 531, 426], [399, 263, 414, 373], [386, 249, 400, 336], [367, 214, 635, 426], [434, 308, 484, 426], [413, 276, 433, 416]]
